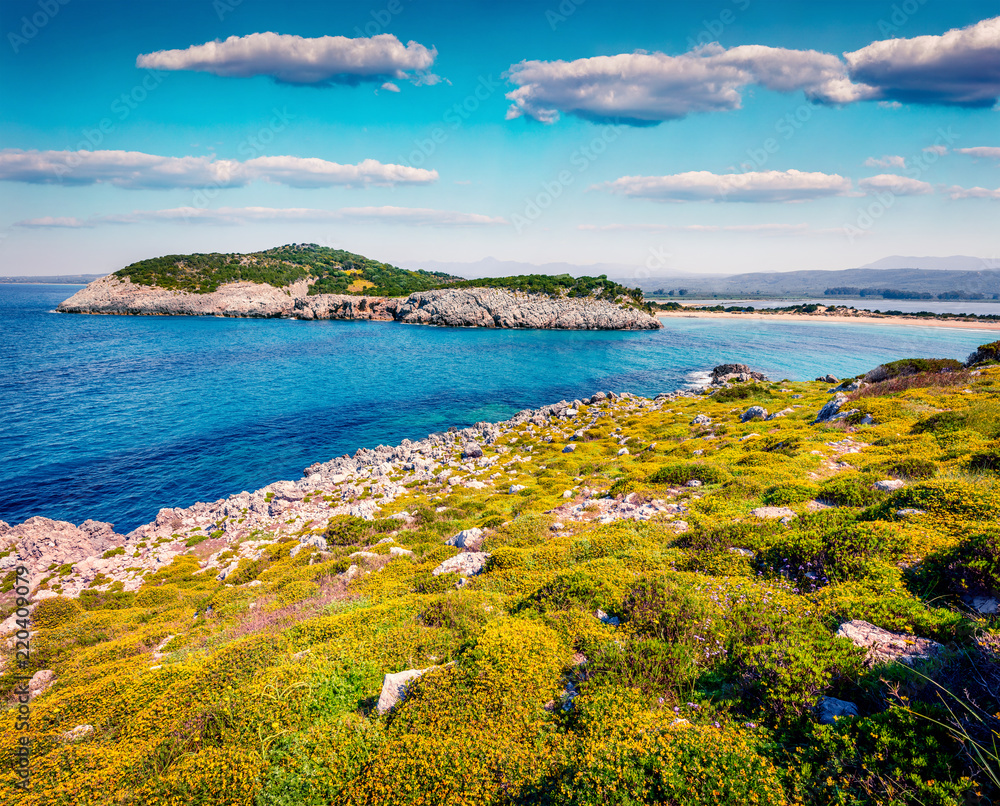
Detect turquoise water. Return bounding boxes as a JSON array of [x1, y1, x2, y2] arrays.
[[1, 284, 993, 531]]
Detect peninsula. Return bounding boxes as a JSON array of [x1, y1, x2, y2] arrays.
[[56, 244, 661, 330]]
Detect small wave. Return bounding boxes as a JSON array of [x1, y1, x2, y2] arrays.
[[684, 370, 712, 389]]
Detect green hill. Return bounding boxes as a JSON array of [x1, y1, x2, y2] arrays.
[[114, 243, 459, 296], [112, 245, 649, 309]]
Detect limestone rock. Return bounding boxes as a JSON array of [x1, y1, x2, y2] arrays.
[[741, 406, 768, 422], [562, 444, 577, 453], [60, 724, 94, 742], [432, 552, 489, 577], [29, 669, 56, 699], [814, 394, 848, 423], [836, 620, 943, 666], [595, 609, 620, 626], [816, 696, 859, 724], [873, 479, 905, 492], [445, 528, 484, 550], [59, 277, 662, 330], [691, 413, 712, 425], [377, 667, 436, 714], [965, 595, 999, 615], [711, 364, 769, 384], [751, 507, 797, 520]]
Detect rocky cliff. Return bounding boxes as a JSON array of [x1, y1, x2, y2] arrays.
[[56, 276, 661, 330]]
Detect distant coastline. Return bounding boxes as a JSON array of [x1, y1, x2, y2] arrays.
[[0, 275, 101, 284], [657, 305, 1000, 331]]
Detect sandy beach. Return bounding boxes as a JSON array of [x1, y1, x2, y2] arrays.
[[656, 310, 1000, 331]]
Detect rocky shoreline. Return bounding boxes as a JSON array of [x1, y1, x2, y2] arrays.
[[56, 275, 661, 330], [0, 383, 700, 625]]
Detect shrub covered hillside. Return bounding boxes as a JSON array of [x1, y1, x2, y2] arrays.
[[3, 345, 1000, 805], [114, 243, 459, 296]]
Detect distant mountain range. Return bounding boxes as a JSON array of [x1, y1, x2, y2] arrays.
[[859, 255, 1000, 271], [410, 255, 1000, 299]]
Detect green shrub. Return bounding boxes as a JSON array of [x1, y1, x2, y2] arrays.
[[819, 473, 884, 507], [134, 584, 181, 608], [918, 530, 1000, 597], [969, 447, 1000, 472], [325, 515, 374, 546], [226, 556, 268, 585], [516, 566, 620, 615], [32, 596, 83, 629], [557, 709, 788, 806], [882, 457, 937, 479], [411, 571, 461, 594], [966, 339, 1000, 366], [762, 482, 819, 506], [648, 463, 730, 486], [865, 358, 964, 382], [607, 477, 639, 497], [713, 384, 775, 404], [101, 547, 125, 559]]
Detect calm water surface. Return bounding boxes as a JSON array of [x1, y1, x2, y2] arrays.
[[1, 284, 993, 531]]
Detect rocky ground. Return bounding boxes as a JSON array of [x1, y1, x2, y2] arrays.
[[56, 276, 661, 330]]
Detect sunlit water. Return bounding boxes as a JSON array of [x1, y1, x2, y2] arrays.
[[1, 284, 993, 531]]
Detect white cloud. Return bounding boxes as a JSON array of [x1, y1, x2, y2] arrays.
[[858, 174, 933, 195], [505, 44, 871, 125], [578, 222, 810, 232], [863, 155, 906, 169], [242, 156, 435, 187], [844, 16, 1000, 107], [137, 33, 438, 86], [380, 81, 401, 92], [923, 145, 949, 155], [956, 146, 1000, 160], [943, 185, 1000, 200], [15, 216, 89, 228], [505, 16, 1000, 125], [593, 169, 853, 202], [16, 206, 507, 228], [0, 149, 437, 189]]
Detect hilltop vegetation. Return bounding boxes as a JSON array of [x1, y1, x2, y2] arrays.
[[3, 342, 1000, 805], [112, 245, 647, 306], [448, 274, 649, 310], [114, 244, 458, 296]]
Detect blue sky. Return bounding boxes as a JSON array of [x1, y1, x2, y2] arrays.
[[1, 0, 999, 278]]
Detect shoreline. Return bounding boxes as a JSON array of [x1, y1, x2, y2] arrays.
[[657, 310, 1000, 331]]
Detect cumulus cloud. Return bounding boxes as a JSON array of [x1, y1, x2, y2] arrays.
[[844, 16, 1000, 107], [858, 174, 933, 195], [594, 169, 853, 202], [16, 206, 506, 228], [505, 16, 1000, 125], [0, 149, 437, 189], [578, 222, 810, 233], [923, 145, 949, 155], [137, 33, 438, 86], [956, 146, 1000, 160], [863, 155, 906, 169], [943, 185, 1000, 200], [505, 44, 871, 125], [15, 216, 89, 228]]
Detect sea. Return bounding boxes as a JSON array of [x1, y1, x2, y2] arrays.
[[1, 283, 995, 532]]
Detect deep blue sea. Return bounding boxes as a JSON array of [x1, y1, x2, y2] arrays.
[[1, 284, 994, 532]]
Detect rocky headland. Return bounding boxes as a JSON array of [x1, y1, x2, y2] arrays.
[[56, 275, 661, 330]]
